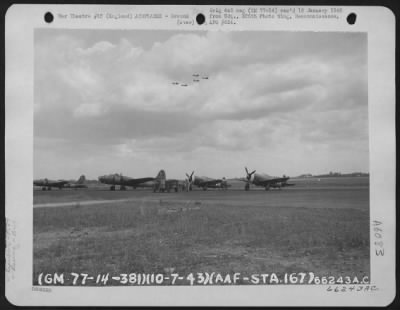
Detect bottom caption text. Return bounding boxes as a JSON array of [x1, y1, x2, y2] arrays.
[[36, 272, 370, 286]]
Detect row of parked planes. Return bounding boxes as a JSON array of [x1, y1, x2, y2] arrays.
[[33, 167, 295, 192]]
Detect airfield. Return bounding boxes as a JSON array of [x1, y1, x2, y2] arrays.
[[33, 177, 370, 285]]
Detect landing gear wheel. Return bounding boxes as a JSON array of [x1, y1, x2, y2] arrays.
[[120, 186, 126, 191], [42, 187, 46, 191], [110, 185, 115, 191], [265, 186, 270, 191], [245, 183, 250, 191], [203, 187, 207, 191], [48, 187, 52, 191]]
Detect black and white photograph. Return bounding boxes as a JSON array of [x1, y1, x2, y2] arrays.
[[33, 28, 370, 285], [5, 4, 395, 306]]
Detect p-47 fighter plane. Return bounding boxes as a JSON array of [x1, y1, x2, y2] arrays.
[[243, 167, 295, 191], [186, 171, 230, 191], [65, 175, 88, 189], [33, 178, 70, 190], [98, 172, 156, 191]]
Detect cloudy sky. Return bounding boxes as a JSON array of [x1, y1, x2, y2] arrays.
[[34, 29, 368, 180]]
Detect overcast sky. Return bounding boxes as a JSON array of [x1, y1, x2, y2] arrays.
[[34, 29, 368, 180]]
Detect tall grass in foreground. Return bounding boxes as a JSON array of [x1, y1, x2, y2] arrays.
[[34, 200, 369, 285]]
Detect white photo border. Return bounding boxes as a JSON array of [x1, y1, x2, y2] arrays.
[[5, 4, 396, 306]]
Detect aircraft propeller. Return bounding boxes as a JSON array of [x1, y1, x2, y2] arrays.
[[244, 167, 256, 191], [185, 171, 194, 191], [185, 171, 194, 182]]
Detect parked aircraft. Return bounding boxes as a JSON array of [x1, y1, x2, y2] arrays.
[[186, 171, 229, 191], [98, 172, 156, 191], [139, 170, 186, 192], [243, 167, 294, 191], [33, 178, 70, 190], [65, 175, 88, 189]]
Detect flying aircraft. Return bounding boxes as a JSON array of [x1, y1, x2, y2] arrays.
[[98, 172, 156, 191], [33, 178, 70, 190], [192, 74, 200, 77], [181, 84, 188, 87], [186, 171, 229, 191], [172, 82, 179, 85], [243, 167, 294, 191], [193, 79, 200, 82], [65, 175, 88, 189], [202, 76, 209, 79]]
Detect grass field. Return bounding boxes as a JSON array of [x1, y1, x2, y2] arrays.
[[33, 182, 369, 286]]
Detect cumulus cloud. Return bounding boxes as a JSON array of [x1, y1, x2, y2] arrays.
[[34, 30, 368, 179]]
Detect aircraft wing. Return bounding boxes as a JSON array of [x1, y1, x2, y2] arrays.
[[257, 177, 290, 186], [198, 179, 223, 187], [50, 180, 69, 186], [125, 177, 155, 186], [67, 183, 88, 188]]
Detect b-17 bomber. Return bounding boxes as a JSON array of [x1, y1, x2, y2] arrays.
[[98, 173, 156, 191], [33, 174, 87, 190], [33, 178, 70, 190]]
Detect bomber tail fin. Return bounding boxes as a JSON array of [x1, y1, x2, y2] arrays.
[[156, 170, 166, 181], [77, 175, 86, 184], [155, 170, 166, 192]]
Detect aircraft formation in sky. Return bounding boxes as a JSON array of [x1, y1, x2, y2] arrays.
[[34, 168, 294, 192], [171, 73, 209, 87]]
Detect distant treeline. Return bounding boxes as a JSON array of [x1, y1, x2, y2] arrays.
[[296, 172, 369, 178]]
